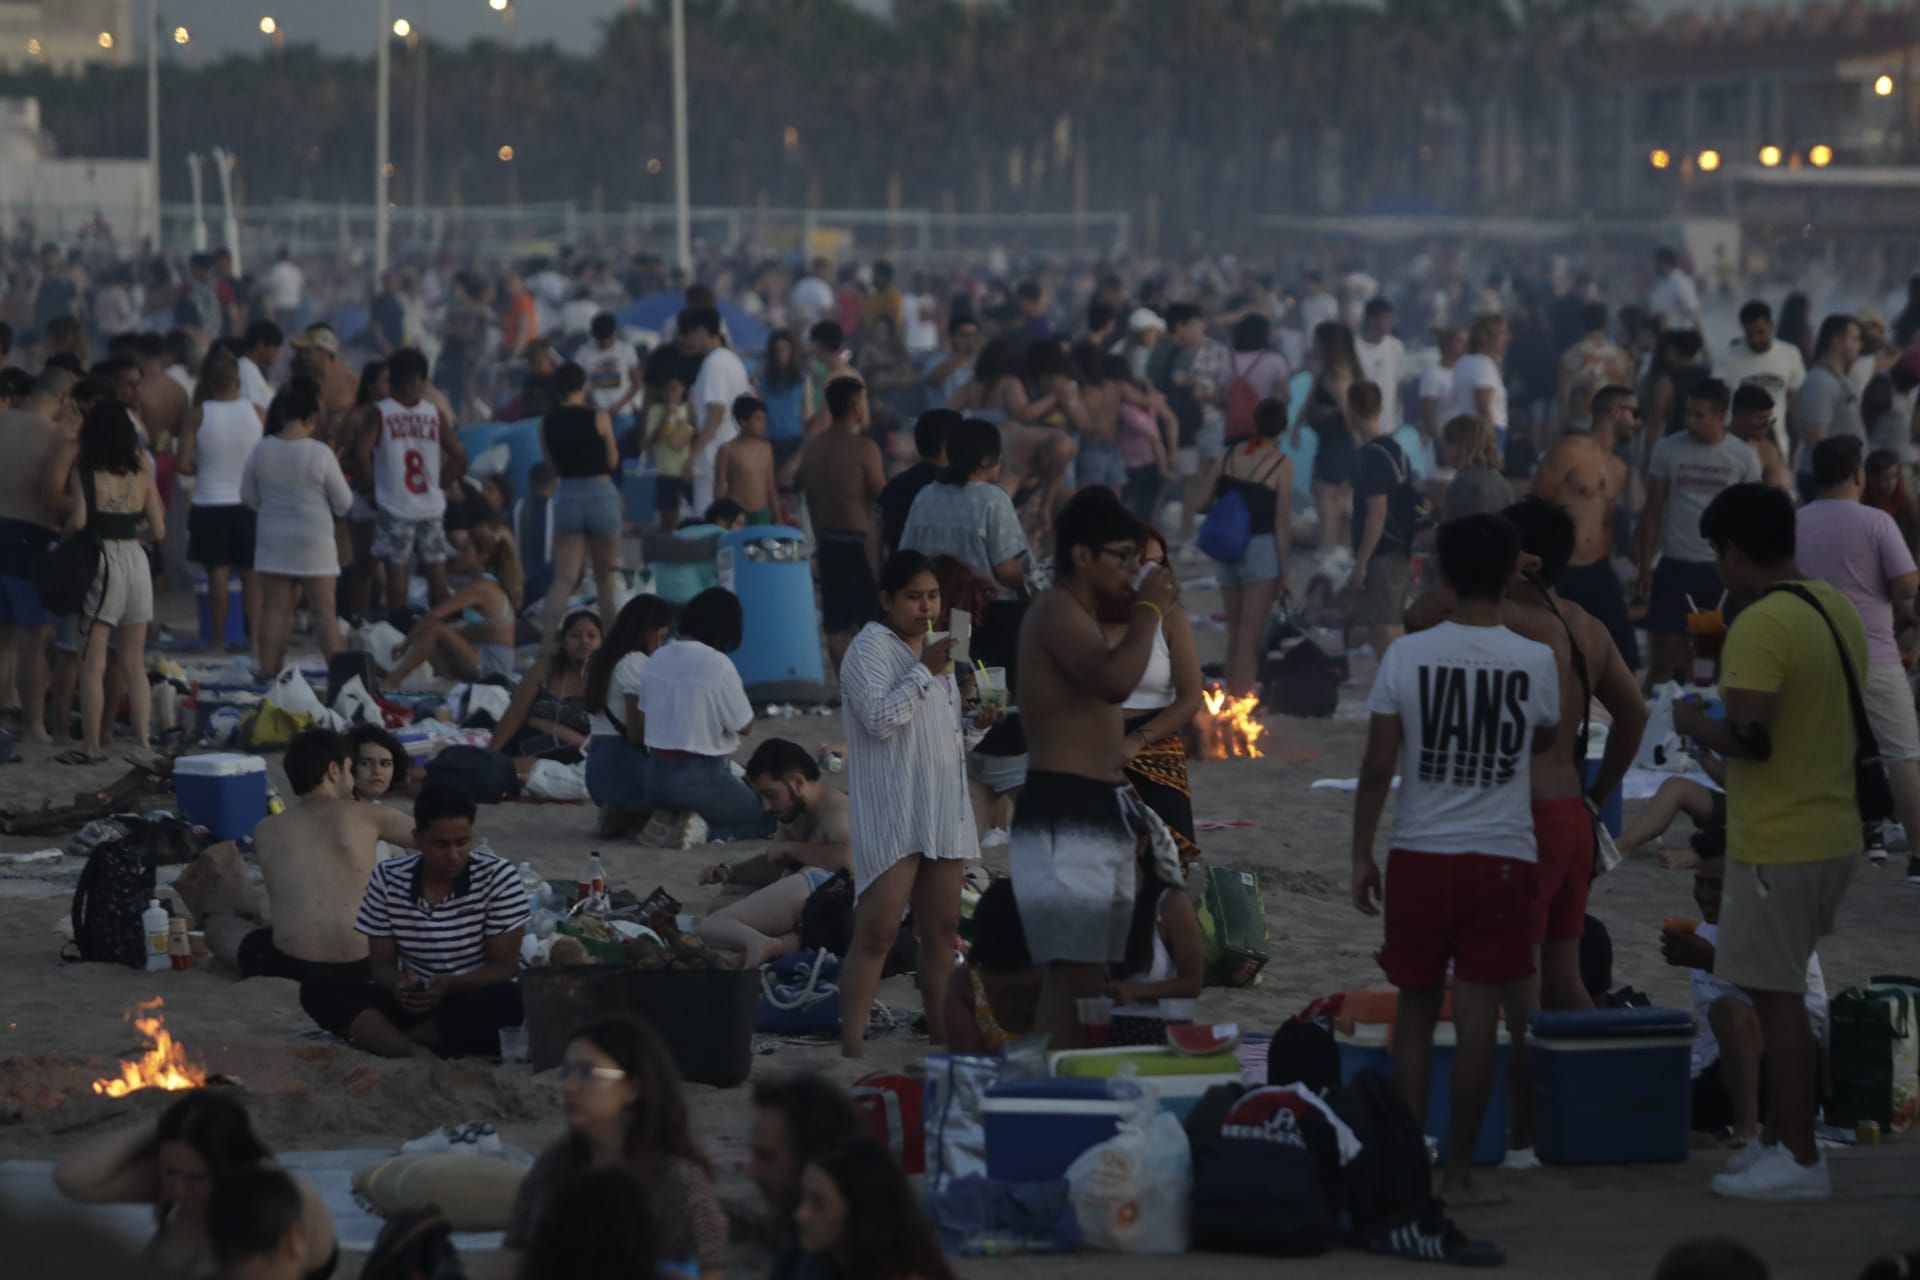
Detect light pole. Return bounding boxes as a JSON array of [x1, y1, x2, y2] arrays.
[[406, 25, 427, 220], [670, 0, 691, 275], [146, 0, 159, 248], [375, 0, 391, 281], [186, 151, 207, 252]]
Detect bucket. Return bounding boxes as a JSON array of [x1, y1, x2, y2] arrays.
[[628, 968, 760, 1088], [521, 966, 633, 1071]]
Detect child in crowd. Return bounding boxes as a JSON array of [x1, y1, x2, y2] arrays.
[[714, 394, 782, 526], [645, 375, 695, 531]]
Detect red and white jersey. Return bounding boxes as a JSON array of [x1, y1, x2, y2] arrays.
[[372, 396, 447, 520]]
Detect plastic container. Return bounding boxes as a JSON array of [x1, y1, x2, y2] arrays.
[[1337, 1022, 1509, 1166], [194, 573, 250, 648], [983, 1077, 1147, 1182], [716, 526, 827, 702], [1050, 1045, 1244, 1122], [1527, 1007, 1694, 1164], [173, 753, 270, 841], [143, 899, 170, 972]]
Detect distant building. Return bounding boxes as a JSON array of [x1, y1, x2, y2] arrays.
[[0, 97, 154, 244], [0, 0, 132, 73]]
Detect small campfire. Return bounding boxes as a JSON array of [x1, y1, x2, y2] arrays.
[[92, 999, 207, 1098], [1196, 686, 1266, 760]]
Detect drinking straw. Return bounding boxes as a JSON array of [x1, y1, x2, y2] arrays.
[[1685, 593, 1700, 614], [1716, 590, 1727, 612]]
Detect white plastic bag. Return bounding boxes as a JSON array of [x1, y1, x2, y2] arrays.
[[1634, 682, 1692, 772], [524, 759, 590, 802], [355, 621, 409, 674], [332, 675, 383, 727], [267, 665, 345, 731], [1065, 1108, 1192, 1254], [453, 681, 514, 728]]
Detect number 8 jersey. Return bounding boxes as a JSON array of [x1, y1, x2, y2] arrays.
[[372, 396, 448, 520]]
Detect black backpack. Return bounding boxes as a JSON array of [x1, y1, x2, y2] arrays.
[[1189, 1085, 1339, 1257], [1260, 596, 1343, 719], [1364, 437, 1435, 551], [1328, 1069, 1436, 1239], [359, 1206, 465, 1280], [424, 746, 519, 804], [799, 871, 916, 976], [67, 816, 207, 968]]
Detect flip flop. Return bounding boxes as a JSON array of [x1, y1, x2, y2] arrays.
[[54, 750, 108, 766], [1368, 1218, 1506, 1267]]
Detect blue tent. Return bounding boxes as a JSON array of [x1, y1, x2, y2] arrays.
[[459, 419, 545, 501], [616, 290, 771, 352]]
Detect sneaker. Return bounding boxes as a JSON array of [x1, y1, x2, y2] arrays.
[[1907, 855, 1920, 885], [1711, 1148, 1830, 1201], [1722, 1140, 1775, 1175], [1500, 1146, 1541, 1171], [1865, 827, 1887, 865], [980, 827, 1010, 851], [671, 812, 710, 850]]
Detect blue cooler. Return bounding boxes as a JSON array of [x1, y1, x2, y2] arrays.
[[174, 753, 270, 841], [621, 461, 658, 525], [194, 574, 249, 648], [983, 1077, 1145, 1183], [191, 684, 268, 743], [1337, 1023, 1508, 1166], [1527, 1007, 1694, 1164], [717, 527, 827, 702]]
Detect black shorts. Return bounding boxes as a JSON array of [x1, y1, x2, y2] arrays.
[[1557, 558, 1639, 672], [1645, 557, 1725, 636], [235, 928, 371, 986], [817, 532, 879, 635], [297, 977, 524, 1058], [654, 475, 693, 518], [188, 504, 257, 569]]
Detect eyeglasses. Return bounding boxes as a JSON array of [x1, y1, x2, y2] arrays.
[[1097, 544, 1143, 567], [557, 1063, 628, 1083]]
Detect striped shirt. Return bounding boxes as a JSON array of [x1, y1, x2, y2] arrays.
[[354, 849, 529, 978]]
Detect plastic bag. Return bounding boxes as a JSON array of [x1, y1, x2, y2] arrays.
[[1065, 1108, 1192, 1254], [454, 682, 514, 729], [1634, 682, 1693, 772], [355, 621, 409, 674], [268, 665, 345, 731], [524, 758, 590, 802], [332, 675, 384, 728]]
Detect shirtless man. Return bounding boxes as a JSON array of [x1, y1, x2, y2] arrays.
[[798, 377, 885, 670], [703, 735, 852, 896], [1729, 384, 1792, 493], [1012, 487, 1177, 1047], [291, 324, 359, 441], [130, 333, 188, 455], [201, 730, 415, 1025], [1534, 383, 1638, 672], [715, 394, 783, 526], [1406, 498, 1648, 1154]]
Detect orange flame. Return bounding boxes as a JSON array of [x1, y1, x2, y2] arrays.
[[1198, 687, 1266, 760], [91, 999, 207, 1098]]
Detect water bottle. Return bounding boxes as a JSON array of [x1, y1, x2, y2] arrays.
[[143, 899, 171, 972], [576, 851, 606, 903]]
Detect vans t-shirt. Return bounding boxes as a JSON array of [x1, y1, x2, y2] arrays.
[[1367, 621, 1560, 861], [579, 341, 640, 413]]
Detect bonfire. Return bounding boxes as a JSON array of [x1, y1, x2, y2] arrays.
[[92, 999, 207, 1098], [1197, 686, 1266, 760]]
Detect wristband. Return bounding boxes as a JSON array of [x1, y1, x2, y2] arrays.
[[1133, 600, 1163, 622]]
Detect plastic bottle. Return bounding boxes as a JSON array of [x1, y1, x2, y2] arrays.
[[168, 918, 191, 971], [143, 899, 171, 972], [576, 851, 607, 904]]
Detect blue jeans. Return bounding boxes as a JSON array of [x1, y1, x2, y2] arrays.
[[645, 754, 774, 841], [585, 735, 650, 810]]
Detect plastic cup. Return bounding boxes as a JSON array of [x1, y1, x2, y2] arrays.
[[979, 666, 1008, 711], [1076, 996, 1114, 1047], [1159, 998, 1199, 1025], [1663, 917, 1699, 935], [1686, 610, 1726, 685], [497, 1025, 530, 1063]]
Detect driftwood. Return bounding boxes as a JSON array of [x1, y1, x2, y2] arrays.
[[0, 753, 177, 836]]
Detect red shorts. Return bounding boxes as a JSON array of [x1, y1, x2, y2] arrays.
[[1531, 797, 1595, 944], [1379, 850, 1536, 989]]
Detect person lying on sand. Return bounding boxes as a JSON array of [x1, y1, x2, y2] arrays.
[[54, 1090, 339, 1280]]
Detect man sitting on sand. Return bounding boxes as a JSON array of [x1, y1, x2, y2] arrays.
[[301, 782, 529, 1059], [202, 730, 417, 1023], [1662, 849, 1828, 1153], [700, 737, 851, 898]]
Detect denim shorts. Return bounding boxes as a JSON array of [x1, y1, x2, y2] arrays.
[[1076, 438, 1127, 491], [1214, 534, 1281, 587], [554, 476, 623, 538]]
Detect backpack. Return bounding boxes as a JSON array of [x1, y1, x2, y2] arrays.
[[1259, 596, 1344, 718], [35, 529, 103, 619], [1224, 352, 1275, 443], [66, 816, 208, 968], [1329, 1069, 1436, 1238], [1189, 1085, 1339, 1257], [756, 948, 843, 1036], [1196, 452, 1284, 566], [359, 1206, 466, 1280], [424, 746, 520, 804], [1363, 437, 1434, 551], [1825, 977, 1920, 1132]]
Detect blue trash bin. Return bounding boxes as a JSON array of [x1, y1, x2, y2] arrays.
[[717, 527, 827, 702]]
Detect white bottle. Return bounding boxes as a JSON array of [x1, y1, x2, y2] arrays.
[[143, 899, 171, 972]]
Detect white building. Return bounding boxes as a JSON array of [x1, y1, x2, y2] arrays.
[[0, 0, 131, 73]]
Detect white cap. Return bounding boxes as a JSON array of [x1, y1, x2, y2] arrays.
[[1128, 307, 1168, 333]]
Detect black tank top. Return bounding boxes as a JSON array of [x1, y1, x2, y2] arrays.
[[542, 405, 612, 479]]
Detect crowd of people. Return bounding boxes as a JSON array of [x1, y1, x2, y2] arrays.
[[7, 229, 1918, 1270]]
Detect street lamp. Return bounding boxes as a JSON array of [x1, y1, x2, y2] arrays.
[[1649, 148, 1672, 170], [1697, 149, 1722, 173], [1810, 144, 1834, 167], [1876, 74, 1895, 97], [172, 26, 189, 44], [489, 0, 508, 9], [259, 16, 276, 34], [1759, 145, 1782, 167], [392, 18, 411, 38], [97, 31, 114, 49], [498, 145, 514, 162]]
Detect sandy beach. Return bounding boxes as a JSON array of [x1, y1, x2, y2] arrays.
[[1, 580, 1915, 1278]]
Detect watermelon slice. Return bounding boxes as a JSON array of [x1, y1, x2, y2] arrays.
[[1169, 1021, 1241, 1056]]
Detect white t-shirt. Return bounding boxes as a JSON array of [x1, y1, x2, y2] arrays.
[[265, 259, 305, 309], [689, 345, 752, 510], [791, 276, 834, 317], [1299, 292, 1339, 337], [1689, 921, 1827, 1077], [588, 650, 649, 739], [578, 340, 640, 413], [1716, 338, 1805, 458], [1649, 270, 1702, 332], [1443, 353, 1508, 430], [238, 355, 275, 414], [641, 639, 755, 756], [1357, 334, 1407, 429], [1417, 361, 1454, 419], [1366, 621, 1560, 861], [904, 292, 940, 355]]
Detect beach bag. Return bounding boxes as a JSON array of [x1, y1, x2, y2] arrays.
[[756, 948, 842, 1036], [64, 816, 205, 967], [1065, 1107, 1192, 1254], [425, 745, 520, 804], [1826, 979, 1919, 1133], [358, 1206, 466, 1280], [1260, 637, 1340, 719], [1198, 865, 1270, 988], [1224, 352, 1275, 443], [1189, 1086, 1338, 1257], [924, 1175, 1081, 1257], [925, 1051, 1005, 1189], [854, 1071, 926, 1174], [34, 530, 102, 619]]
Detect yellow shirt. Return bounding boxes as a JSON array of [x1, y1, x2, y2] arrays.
[[1720, 579, 1867, 865]]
